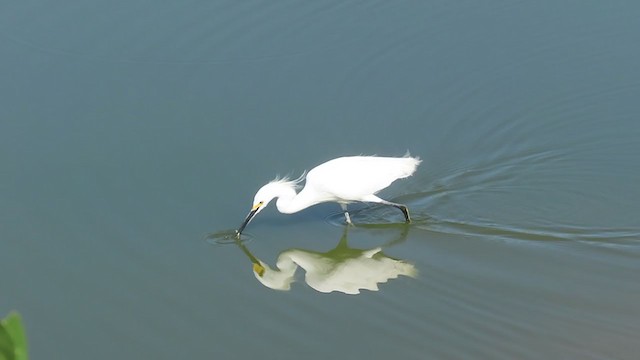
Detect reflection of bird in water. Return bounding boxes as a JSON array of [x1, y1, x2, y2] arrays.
[[235, 227, 417, 295], [237, 154, 421, 236]]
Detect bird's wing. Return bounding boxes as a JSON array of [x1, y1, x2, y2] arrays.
[[304, 156, 421, 200]]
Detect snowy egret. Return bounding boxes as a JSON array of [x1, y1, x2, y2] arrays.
[[236, 154, 421, 236]]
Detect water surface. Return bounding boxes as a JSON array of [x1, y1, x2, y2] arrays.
[[1, 1, 639, 359]]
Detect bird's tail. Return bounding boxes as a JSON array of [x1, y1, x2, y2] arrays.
[[399, 153, 422, 178]]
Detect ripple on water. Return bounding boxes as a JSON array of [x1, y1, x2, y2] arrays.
[[414, 215, 640, 247], [324, 206, 432, 228], [204, 230, 253, 245]]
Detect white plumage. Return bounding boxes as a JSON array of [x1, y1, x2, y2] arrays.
[[237, 154, 421, 235], [303, 155, 420, 201]]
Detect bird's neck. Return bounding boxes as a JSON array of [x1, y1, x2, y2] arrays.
[[275, 187, 320, 214]]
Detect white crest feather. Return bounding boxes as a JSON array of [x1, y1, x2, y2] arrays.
[[268, 171, 306, 190]]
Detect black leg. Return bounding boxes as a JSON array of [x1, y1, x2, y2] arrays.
[[393, 204, 411, 223], [363, 195, 412, 223]]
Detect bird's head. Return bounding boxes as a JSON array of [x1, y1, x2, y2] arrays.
[[236, 177, 302, 236], [252, 181, 284, 212]]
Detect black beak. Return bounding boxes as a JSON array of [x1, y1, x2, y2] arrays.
[[236, 207, 259, 237]]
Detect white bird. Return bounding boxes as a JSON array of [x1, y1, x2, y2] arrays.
[[236, 154, 421, 235]]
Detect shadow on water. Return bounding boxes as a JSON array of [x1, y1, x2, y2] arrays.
[[225, 226, 417, 295]]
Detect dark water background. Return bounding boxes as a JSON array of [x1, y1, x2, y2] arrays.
[[2, 1, 639, 359]]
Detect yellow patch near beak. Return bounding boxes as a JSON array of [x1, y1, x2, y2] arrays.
[[251, 202, 263, 211], [253, 263, 265, 277]]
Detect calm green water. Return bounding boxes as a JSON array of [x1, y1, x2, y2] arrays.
[[2, 1, 640, 359]]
